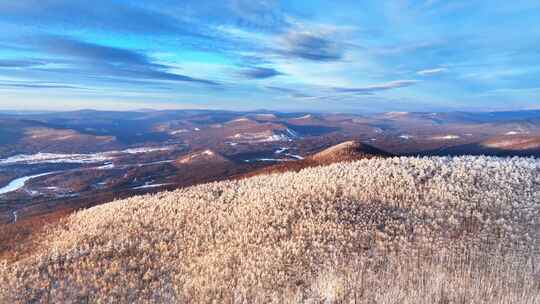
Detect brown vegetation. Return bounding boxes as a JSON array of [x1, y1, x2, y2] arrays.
[[0, 209, 72, 263], [1, 156, 538, 303], [483, 135, 540, 150]]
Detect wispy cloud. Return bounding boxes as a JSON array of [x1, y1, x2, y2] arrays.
[[0, 82, 86, 90], [25, 35, 154, 66], [333, 80, 418, 94], [417, 68, 447, 76], [0, 1, 538, 112], [0, 59, 47, 68], [14, 35, 220, 86], [279, 31, 344, 62], [265, 85, 313, 98]]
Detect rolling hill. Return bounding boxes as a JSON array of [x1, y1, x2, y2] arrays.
[[241, 140, 391, 178], [1, 156, 538, 303], [310, 140, 392, 162]]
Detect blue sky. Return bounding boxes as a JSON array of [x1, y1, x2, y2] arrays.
[[0, 0, 539, 113]]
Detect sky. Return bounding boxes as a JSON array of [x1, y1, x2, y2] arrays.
[[0, 0, 539, 113]]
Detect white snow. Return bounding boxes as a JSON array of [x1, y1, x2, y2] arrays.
[[0, 146, 174, 166], [0, 152, 111, 165], [121, 147, 172, 154], [286, 154, 304, 160], [432, 135, 460, 140], [263, 134, 290, 142], [227, 118, 250, 124], [274, 148, 303, 160], [285, 128, 300, 138], [97, 163, 115, 170], [385, 112, 409, 118], [132, 183, 172, 190], [169, 129, 189, 135], [229, 131, 294, 143], [244, 158, 291, 163], [179, 150, 216, 164], [275, 147, 289, 154], [137, 160, 175, 167]]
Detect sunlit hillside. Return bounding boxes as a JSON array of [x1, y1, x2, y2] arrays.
[[1, 156, 539, 303]]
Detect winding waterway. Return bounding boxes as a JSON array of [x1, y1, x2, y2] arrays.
[[0, 172, 56, 195]]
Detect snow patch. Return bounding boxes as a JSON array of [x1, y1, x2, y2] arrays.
[[244, 158, 291, 163], [122, 147, 172, 154], [0, 146, 174, 166], [179, 150, 216, 164], [275, 147, 289, 154], [227, 118, 250, 124], [229, 130, 296, 143], [385, 112, 409, 118], [432, 135, 460, 140], [169, 129, 189, 135], [286, 154, 304, 160], [97, 163, 115, 170], [132, 183, 172, 190]]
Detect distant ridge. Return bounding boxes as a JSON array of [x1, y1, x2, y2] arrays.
[[481, 135, 540, 150]]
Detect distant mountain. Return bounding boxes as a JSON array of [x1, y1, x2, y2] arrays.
[[416, 135, 540, 157], [481, 135, 540, 150]]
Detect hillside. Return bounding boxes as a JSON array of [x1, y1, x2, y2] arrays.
[[1, 156, 539, 303], [310, 140, 392, 162], [241, 140, 391, 177], [482, 135, 540, 150], [170, 150, 250, 186]]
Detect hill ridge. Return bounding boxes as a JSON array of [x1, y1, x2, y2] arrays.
[[1, 156, 538, 303]]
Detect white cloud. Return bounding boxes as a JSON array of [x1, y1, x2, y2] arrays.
[[417, 68, 448, 76]]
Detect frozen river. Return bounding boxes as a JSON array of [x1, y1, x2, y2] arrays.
[[0, 172, 56, 195]]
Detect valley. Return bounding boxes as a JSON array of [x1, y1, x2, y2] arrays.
[[1, 109, 539, 224]]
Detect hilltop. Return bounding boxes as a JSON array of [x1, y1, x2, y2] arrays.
[[1, 156, 539, 303], [241, 140, 391, 177], [310, 140, 392, 162]]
